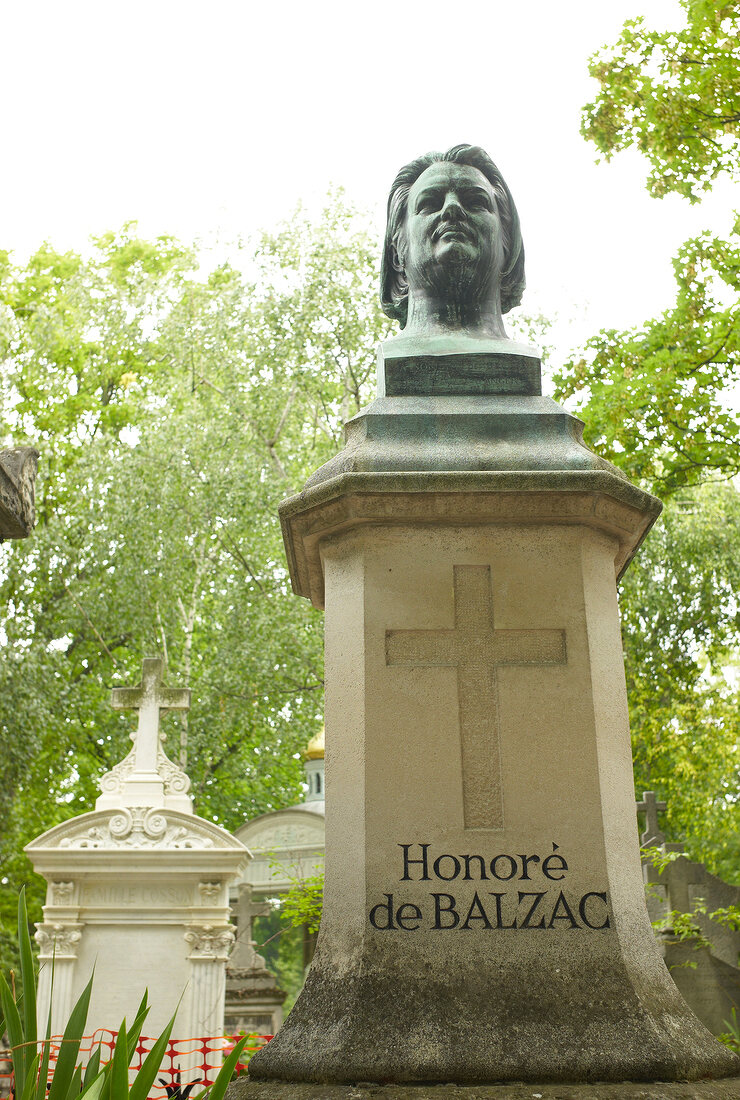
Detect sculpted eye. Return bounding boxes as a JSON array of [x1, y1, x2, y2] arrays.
[[416, 193, 441, 213]]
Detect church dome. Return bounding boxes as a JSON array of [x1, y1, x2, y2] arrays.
[[304, 725, 325, 760]]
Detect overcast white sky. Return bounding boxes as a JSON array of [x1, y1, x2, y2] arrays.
[[1, 0, 735, 354]]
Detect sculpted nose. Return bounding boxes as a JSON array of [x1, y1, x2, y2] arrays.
[[440, 191, 464, 221]]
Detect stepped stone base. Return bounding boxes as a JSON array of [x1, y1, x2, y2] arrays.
[[229, 1075, 740, 1099]]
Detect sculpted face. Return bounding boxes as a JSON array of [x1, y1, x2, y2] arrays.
[[398, 162, 504, 308]]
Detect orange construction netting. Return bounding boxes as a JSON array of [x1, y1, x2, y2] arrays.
[[0, 1030, 272, 1099]]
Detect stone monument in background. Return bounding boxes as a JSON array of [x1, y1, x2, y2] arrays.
[[637, 792, 740, 1039], [27, 658, 248, 1048], [227, 725, 326, 1032], [231, 725, 325, 901], [224, 884, 286, 1037], [242, 145, 740, 1092]]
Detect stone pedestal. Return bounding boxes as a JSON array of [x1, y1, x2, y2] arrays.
[[26, 660, 249, 1044], [229, 1077, 740, 1099], [247, 345, 739, 1086]]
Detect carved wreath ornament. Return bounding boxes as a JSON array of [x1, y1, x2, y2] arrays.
[[59, 807, 215, 850]]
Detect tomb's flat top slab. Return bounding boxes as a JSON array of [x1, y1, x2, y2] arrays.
[[230, 1077, 740, 1100]]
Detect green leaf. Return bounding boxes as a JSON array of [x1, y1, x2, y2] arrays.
[[64, 1063, 83, 1100], [0, 970, 27, 1090], [108, 1020, 129, 1100], [18, 889, 37, 1052], [82, 1043, 102, 1089], [35, 1003, 54, 1100], [198, 1036, 249, 1100], [127, 1011, 177, 1100], [78, 1071, 107, 1100], [125, 991, 150, 1065], [19, 1053, 40, 1100], [47, 972, 93, 1100]]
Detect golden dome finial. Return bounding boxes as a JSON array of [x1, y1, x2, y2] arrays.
[[304, 725, 325, 760]]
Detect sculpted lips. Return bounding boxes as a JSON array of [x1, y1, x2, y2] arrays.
[[433, 223, 472, 242]]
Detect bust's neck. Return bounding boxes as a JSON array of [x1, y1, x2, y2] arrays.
[[404, 289, 507, 340]]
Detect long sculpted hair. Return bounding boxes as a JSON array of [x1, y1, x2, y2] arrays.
[[380, 144, 526, 328]]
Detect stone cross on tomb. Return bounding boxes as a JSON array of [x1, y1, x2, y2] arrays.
[[97, 657, 191, 812], [636, 790, 667, 847], [229, 884, 272, 970], [386, 564, 566, 830]]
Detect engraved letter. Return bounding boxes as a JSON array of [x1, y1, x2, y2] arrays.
[[579, 892, 610, 930], [400, 843, 431, 881], [518, 891, 547, 929], [432, 893, 460, 930]]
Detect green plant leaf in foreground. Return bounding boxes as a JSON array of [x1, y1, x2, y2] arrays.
[[125, 991, 150, 1067], [107, 1021, 130, 1100], [65, 1064, 83, 1100], [17, 889, 37, 1063], [198, 1035, 249, 1100], [127, 1010, 177, 1100], [46, 972, 93, 1100], [35, 1002, 53, 1100], [82, 1043, 102, 1091], [0, 969, 27, 1089], [18, 1053, 40, 1100]]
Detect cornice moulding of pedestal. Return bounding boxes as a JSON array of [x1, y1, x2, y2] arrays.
[[280, 469, 662, 609]]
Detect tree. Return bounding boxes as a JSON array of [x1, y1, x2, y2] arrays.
[[0, 196, 392, 969], [582, 0, 740, 201], [555, 0, 740, 880]]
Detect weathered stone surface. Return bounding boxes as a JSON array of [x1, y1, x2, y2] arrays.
[[257, 145, 737, 1089], [663, 942, 740, 1039], [229, 1075, 740, 1099], [0, 446, 38, 538], [225, 884, 287, 1036], [646, 857, 740, 973], [638, 836, 740, 1036], [280, 470, 662, 608], [250, 522, 739, 1084]]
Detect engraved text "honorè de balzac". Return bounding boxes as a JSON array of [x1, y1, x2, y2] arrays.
[[367, 842, 610, 932]]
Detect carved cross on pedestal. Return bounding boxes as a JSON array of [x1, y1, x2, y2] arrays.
[[636, 791, 667, 847], [229, 884, 272, 970], [386, 565, 567, 830], [111, 658, 190, 775]]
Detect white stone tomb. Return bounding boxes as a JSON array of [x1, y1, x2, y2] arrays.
[[26, 658, 249, 1043]]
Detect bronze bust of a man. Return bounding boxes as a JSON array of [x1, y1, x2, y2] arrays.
[[380, 144, 525, 343]]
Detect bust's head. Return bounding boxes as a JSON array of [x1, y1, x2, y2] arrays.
[[381, 145, 525, 338]]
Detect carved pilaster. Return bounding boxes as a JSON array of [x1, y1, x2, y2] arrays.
[[35, 922, 83, 960], [184, 924, 235, 961]]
